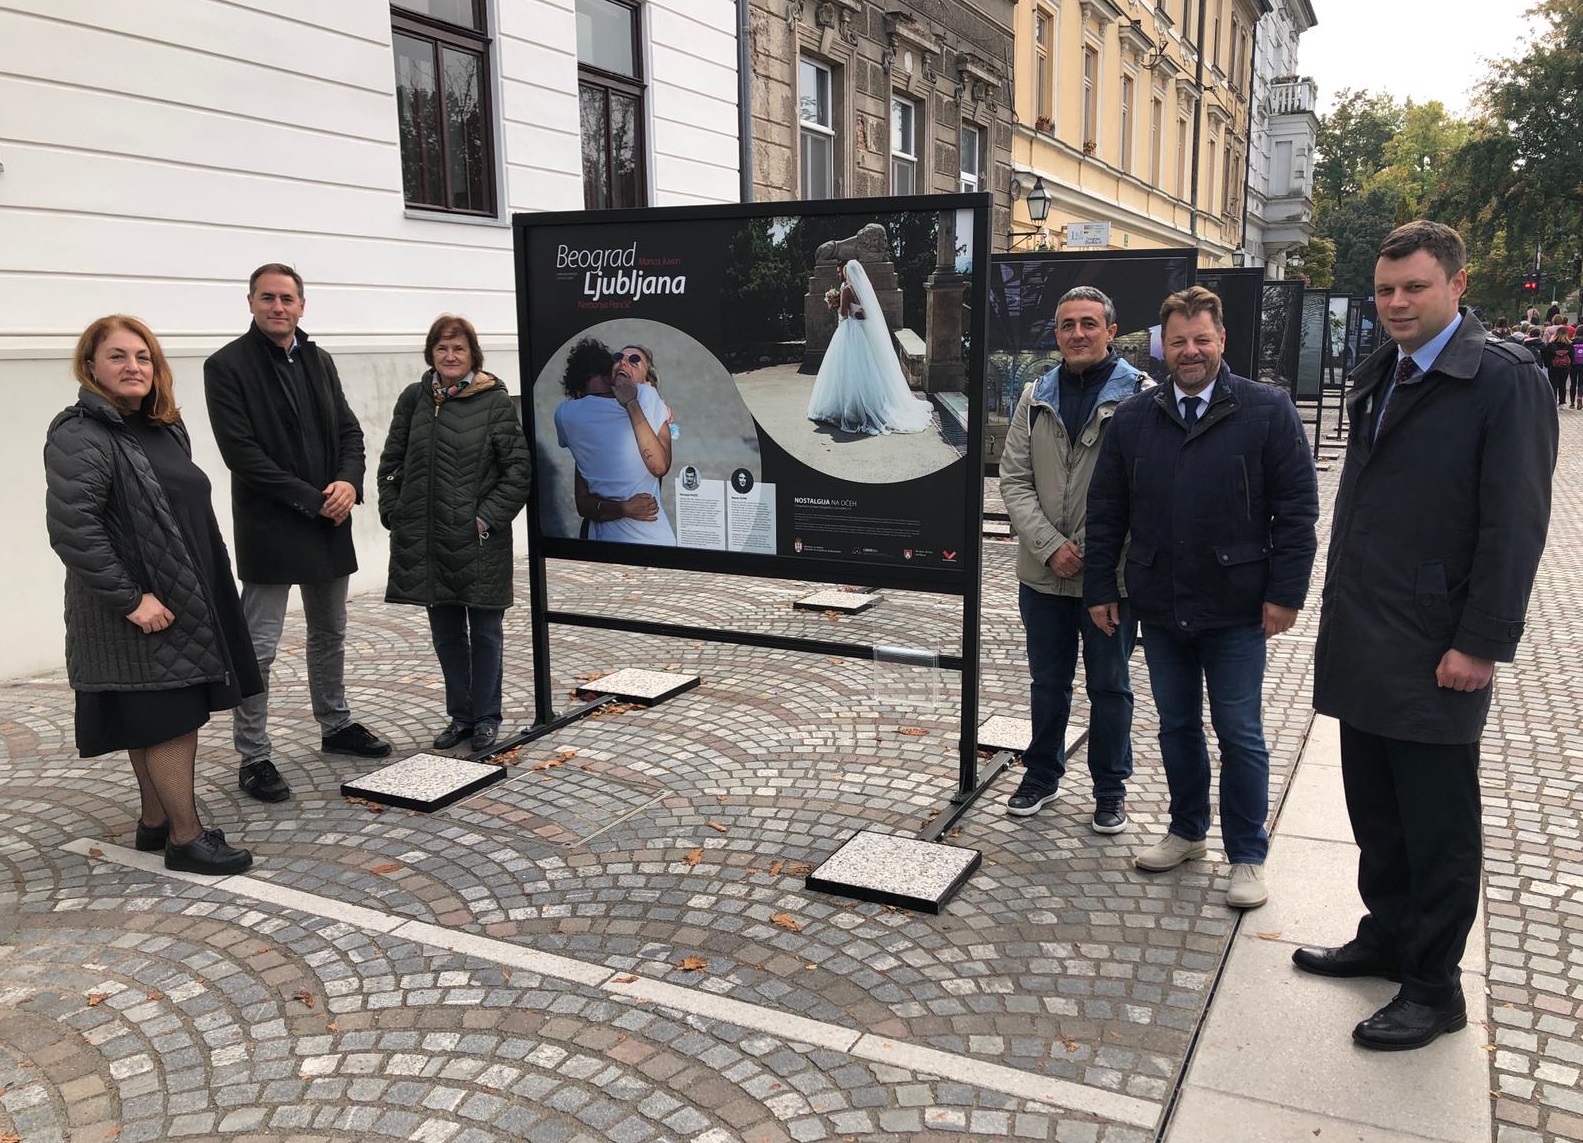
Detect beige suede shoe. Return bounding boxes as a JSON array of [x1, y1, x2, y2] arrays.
[[1225, 863, 1268, 908], [1134, 833, 1209, 871]]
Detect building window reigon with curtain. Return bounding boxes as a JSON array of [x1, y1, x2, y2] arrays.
[[577, 0, 646, 210], [392, 0, 496, 215], [891, 95, 918, 194], [799, 58, 835, 199]]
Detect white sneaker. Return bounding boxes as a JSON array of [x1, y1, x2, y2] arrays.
[[1226, 863, 1268, 908], [1134, 833, 1209, 871]]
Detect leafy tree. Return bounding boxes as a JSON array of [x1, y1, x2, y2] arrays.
[[1287, 236, 1335, 288], [1312, 89, 1403, 211], [1322, 187, 1400, 296]]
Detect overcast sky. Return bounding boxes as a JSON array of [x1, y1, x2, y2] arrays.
[[1300, 0, 1547, 116]]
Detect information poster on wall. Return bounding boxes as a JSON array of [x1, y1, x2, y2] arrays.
[[514, 196, 990, 590]]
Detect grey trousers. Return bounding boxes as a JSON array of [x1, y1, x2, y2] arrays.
[[234, 579, 352, 765]]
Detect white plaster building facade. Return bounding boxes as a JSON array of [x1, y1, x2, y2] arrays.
[[1242, 0, 1317, 277], [0, 0, 741, 679]]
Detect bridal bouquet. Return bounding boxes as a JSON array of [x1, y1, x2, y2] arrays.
[[823, 286, 841, 310]]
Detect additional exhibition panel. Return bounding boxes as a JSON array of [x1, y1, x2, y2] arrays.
[[1258, 280, 1306, 398], [986, 248, 1197, 422], [1196, 267, 1264, 381]]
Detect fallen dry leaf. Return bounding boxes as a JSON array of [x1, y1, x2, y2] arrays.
[[495, 745, 523, 765], [897, 727, 927, 737], [613, 974, 639, 984], [1063, 1037, 1080, 1052], [786, 862, 814, 876], [683, 848, 703, 867], [85, 994, 108, 1007], [370, 863, 401, 875], [664, 663, 680, 670], [531, 756, 568, 772], [1255, 931, 1283, 941], [326, 1022, 339, 1032], [706, 822, 729, 833], [574, 670, 611, 682], [294, 989, 316, 1009], [88, 847, 104, 859], [768, 860, 784, 876], [827, 658, 845, 665], [145, 992, 163, 1001], [677, 956, 709, 973], [103, 1129, 122, 1142], [770, 913, 803, 932]]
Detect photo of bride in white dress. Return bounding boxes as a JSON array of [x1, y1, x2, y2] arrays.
[[806, 259, 935, 437]]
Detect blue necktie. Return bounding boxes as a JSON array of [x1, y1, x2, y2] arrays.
[[1182, 394, 1201, 429]]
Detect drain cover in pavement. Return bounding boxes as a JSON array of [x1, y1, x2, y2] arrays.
[[342, 752, 508, 812], [575, 668, 700, 706], [806, 829, 981, 914]]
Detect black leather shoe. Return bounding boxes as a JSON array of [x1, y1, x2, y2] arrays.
[[432, 722, 472, 750], [321, 721, 393, 758], [165, 828, 253, 876], [238, 759, 291, 803], [1292, 942, 1400, 982], [471, 722, 500, 754], [1353, 993, 1467, 1051], [134, 820, 169, 852]]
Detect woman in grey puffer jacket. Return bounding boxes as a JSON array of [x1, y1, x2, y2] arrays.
[[44, 316, 260, 876], [378, 315, 531, 755]]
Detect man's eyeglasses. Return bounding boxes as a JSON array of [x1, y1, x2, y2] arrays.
[[612, 352, 645, 366]]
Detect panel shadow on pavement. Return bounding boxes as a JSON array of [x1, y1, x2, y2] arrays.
[[443, 751, 668, 848]]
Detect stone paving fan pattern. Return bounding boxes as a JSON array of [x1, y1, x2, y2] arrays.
[[1, 430, 1579, 1141]]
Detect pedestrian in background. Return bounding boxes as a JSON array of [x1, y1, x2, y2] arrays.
[[46, 316, 259, 875], [1085, 286, 1319, 909], [1546, 324, 1574, 407], [1570, 323, 1583, 409], [1305, 220, 1557, 1051], [378, 315, 531, 755], [1000, 286, 1147, 832]]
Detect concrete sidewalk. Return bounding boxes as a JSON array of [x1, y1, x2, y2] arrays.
[[1165, 714, 1493, 1143]]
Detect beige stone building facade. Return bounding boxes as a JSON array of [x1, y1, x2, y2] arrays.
[[1010, 0, 1265, 266], [746, 0, 1016, 240]]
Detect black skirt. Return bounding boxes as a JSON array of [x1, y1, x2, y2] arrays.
[[75, 416, 262, 758]]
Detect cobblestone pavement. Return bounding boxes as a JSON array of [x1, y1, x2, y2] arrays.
[[0, 420, 1577, 1143]]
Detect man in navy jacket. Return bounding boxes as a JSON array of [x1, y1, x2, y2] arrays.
[[1084, 286, 1319, 909]]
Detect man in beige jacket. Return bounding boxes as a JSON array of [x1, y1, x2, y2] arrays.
[[1000, 286, 1147, 831]]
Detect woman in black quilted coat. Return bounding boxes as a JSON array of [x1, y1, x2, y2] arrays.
[[44, 317, 260, 875], [378, 315, 531, 755]]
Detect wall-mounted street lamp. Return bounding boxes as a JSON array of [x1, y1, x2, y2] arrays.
[[1009, 176, 1053, 248]]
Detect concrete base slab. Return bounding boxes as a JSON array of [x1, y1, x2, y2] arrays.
[[976, 715, 1087, 759], [341, 752, 508, 812], [1248, 835, 1368, 945], [793, 589, 878, 614], [806, 829, 980, 914], [1274, 753, 1355, 843], [574, 667, 700, 706], [1181, 935, 1489, 1143], [1168, 1086, 1457, 1143]]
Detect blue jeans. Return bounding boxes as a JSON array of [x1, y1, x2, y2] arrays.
[[427, 605, 505, 729], [1018, 585, 1134, 800], [1140, 621, 1270, 864]]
